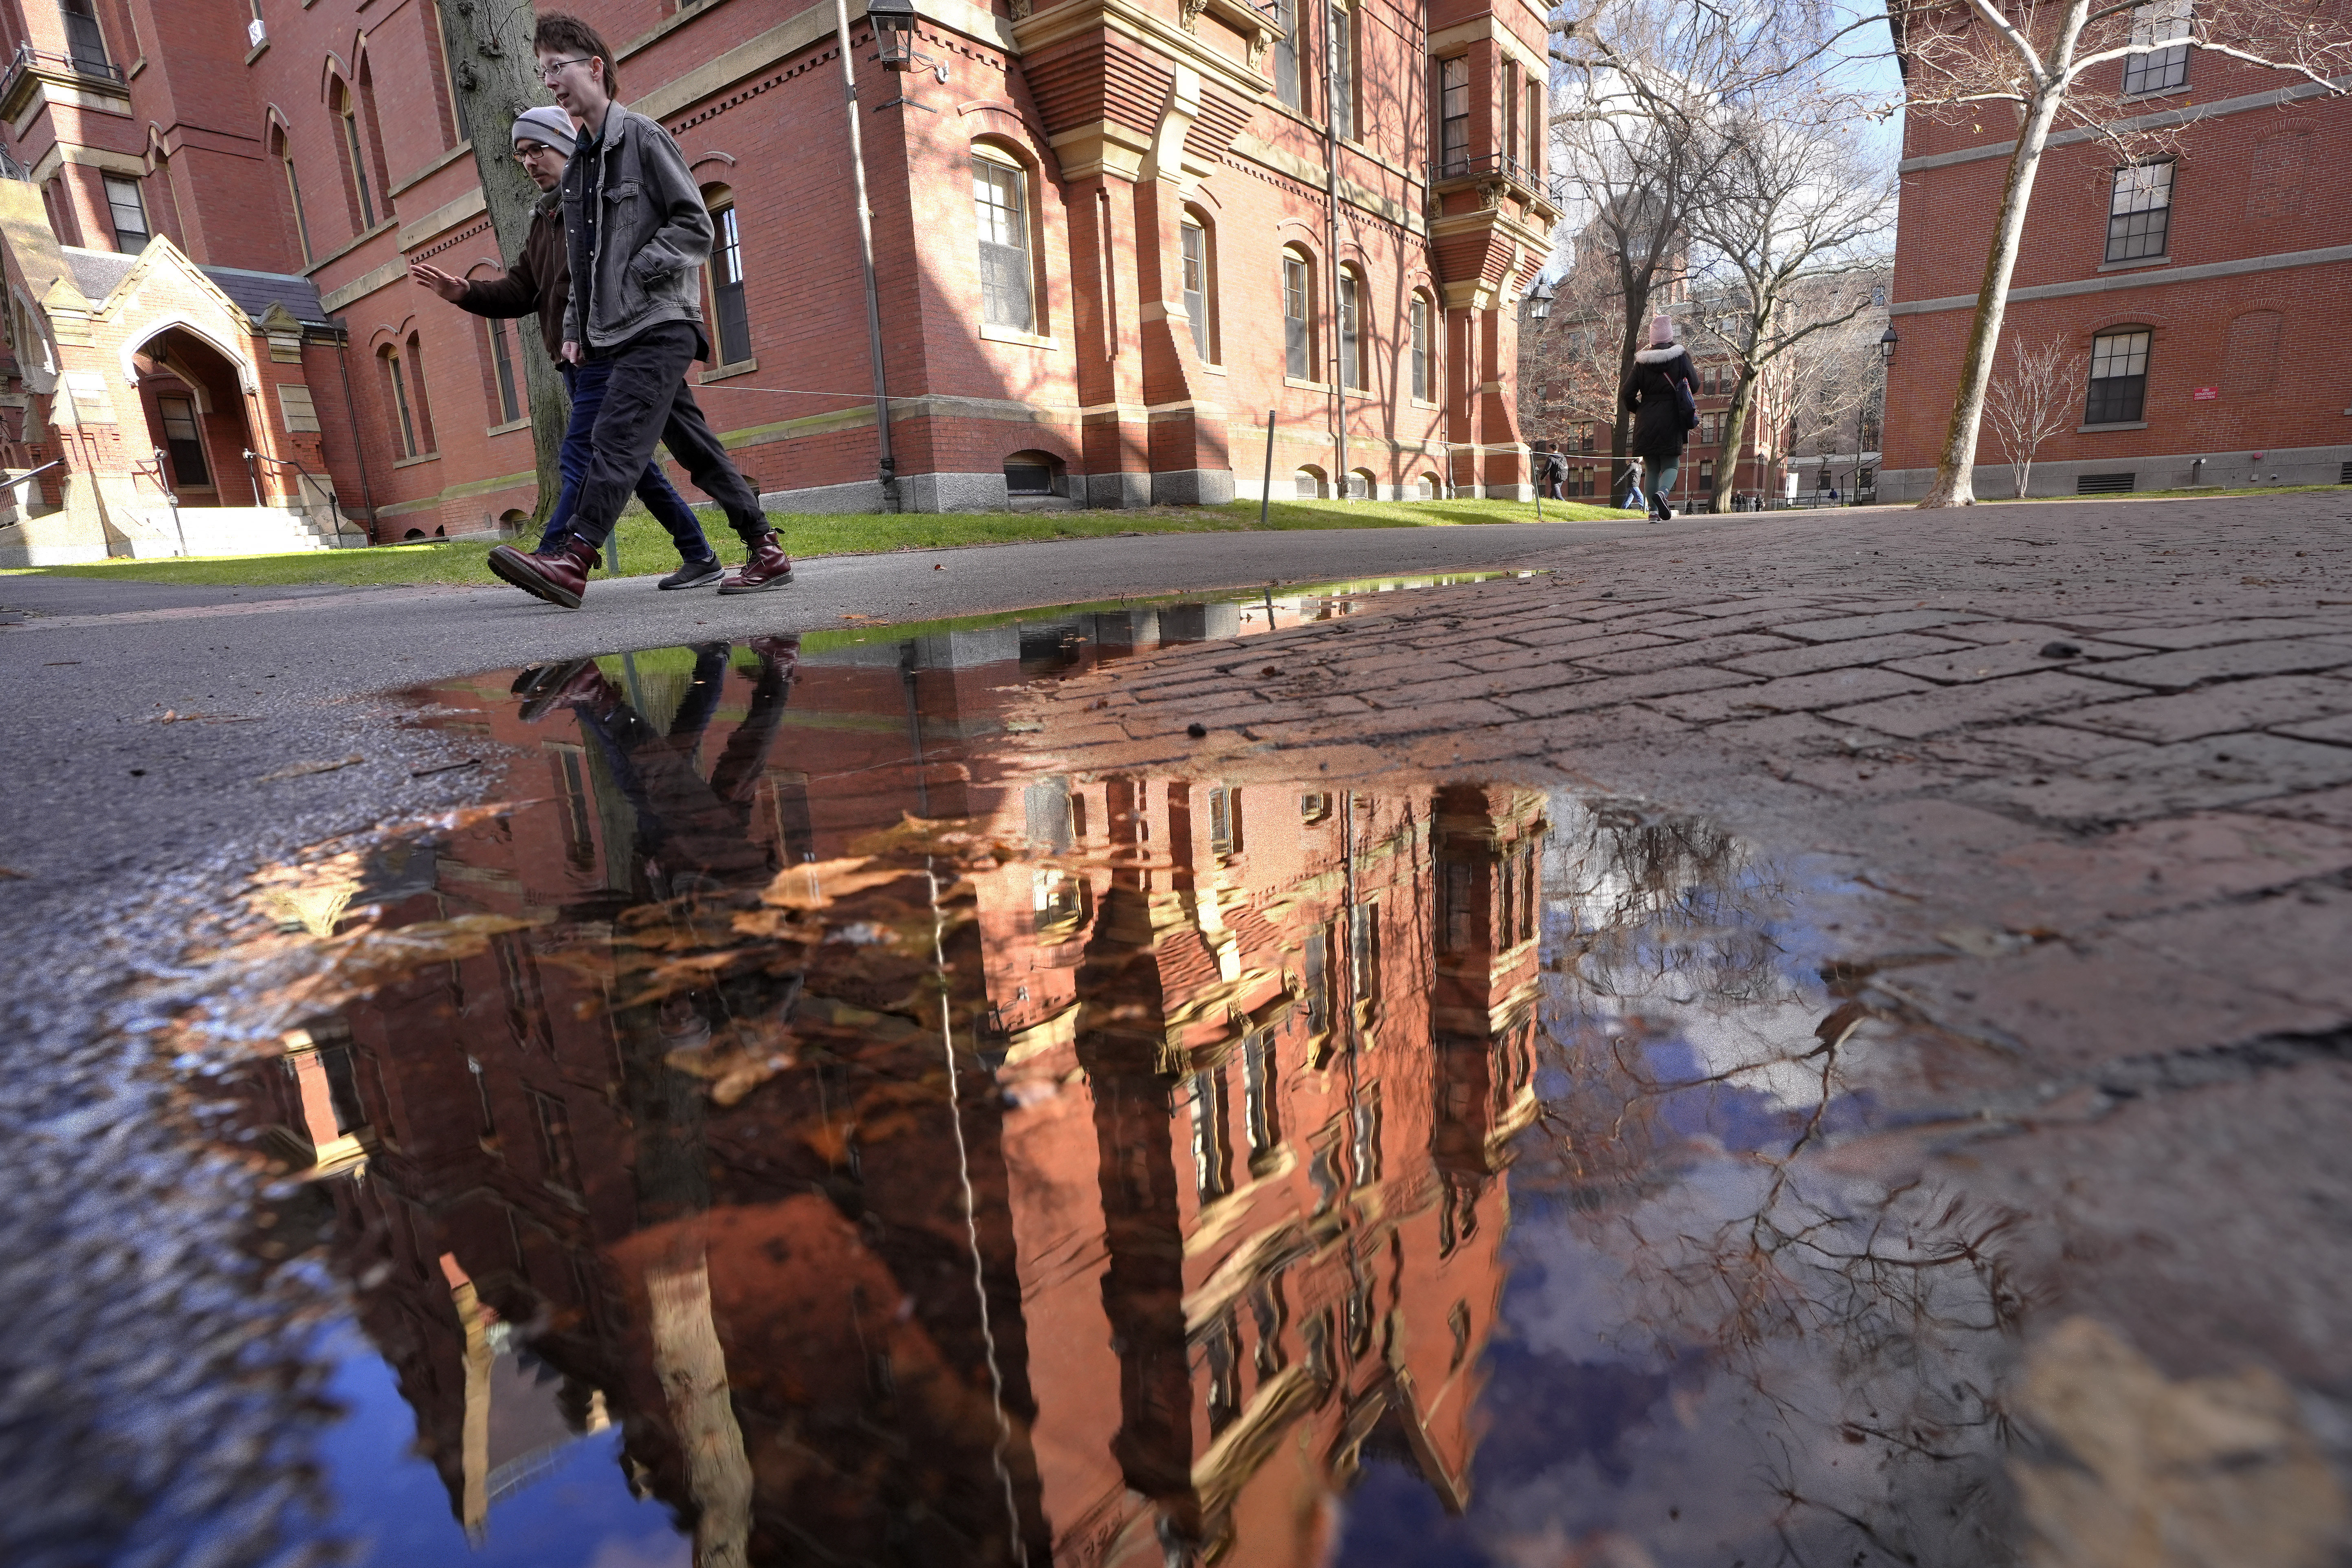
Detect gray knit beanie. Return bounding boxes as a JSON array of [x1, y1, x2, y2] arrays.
[[512, 106, 576, 155]]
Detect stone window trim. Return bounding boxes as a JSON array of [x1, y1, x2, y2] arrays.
[[698, 357, 759, 383]]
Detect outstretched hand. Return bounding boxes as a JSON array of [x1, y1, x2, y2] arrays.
[[408, 262, 467, 303]]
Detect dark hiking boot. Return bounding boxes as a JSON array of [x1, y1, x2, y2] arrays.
[[718, 533, 794, 594], [517, 658, 606, 723], [487, 537, 598, 609], [659, 556, 724, 590], [747, 634, 801, 669]]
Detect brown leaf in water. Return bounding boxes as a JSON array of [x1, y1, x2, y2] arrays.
[[666, 1026, 796, 1106], [761, 856, 918, 910]]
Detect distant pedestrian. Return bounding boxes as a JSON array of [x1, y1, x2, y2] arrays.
[[1622, 314, 1697, 523], [409, 107, 723, 589], [486, 13, 790, 610], [1542, 448, 1568, 501]]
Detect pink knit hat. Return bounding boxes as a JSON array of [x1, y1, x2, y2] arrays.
[[1650, 314, 1674, 346]]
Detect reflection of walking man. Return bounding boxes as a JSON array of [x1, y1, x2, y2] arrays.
[[488, 13, 793, 609], [410, 108, 723, 589], [525, 638, 805, 895]]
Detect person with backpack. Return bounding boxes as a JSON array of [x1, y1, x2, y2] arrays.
[[486, 13, 792, 609], [1621, 314, 1698, 522], [409, 108, 724, 589]]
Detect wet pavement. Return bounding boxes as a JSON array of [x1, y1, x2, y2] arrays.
[[5, 496, 2352, 1567]]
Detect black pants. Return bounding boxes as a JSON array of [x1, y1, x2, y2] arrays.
[[570, 321, 765, 550]]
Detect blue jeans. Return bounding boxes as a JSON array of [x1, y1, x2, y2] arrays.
[[535, 360, 717, 564]]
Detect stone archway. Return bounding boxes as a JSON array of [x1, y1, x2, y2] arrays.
[[129, 327, 259, 508]]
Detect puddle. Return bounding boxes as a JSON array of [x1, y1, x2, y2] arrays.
[[165, 583, 2034, 1567]]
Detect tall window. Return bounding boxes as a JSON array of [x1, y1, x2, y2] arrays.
[[158, 396, 209, 486], [707, 194, 750, 364], [1503, 60, 1518, 173], [1273, 0, 1300, 109], [61, 0, 112, 73], [486, 317, 521, 423], [382, 345, 420, 457], [102, 175, 148, 253], [1439, 57, 1469, 175], [1699, 458, 1715, 493], [1524, 77, 1542, 178], [1180, 213, 1215, 361], [1282, 249, 1311, 378], [972, 147, 1034, 332], [427, 0, 473, 145], [2123, 0, 2191, 95], [2085, 329, 2151, 424], [1337, 268, 1362, 390], [340, 89, 377, 229], [2105, 161, 2172, 262], [1409, 294, 1430, 400], [278, 135, 312, 264], [1329, 4, 1354, 140]]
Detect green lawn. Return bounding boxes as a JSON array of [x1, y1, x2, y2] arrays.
[[1, 496, 1635, 588]]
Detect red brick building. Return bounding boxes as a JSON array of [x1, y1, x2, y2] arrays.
[[0, 0, 1555, 561], [1883, 29, 2352, 500]]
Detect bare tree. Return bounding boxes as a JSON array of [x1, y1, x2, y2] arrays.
[[434, 0, 569, 527], [1890, 0, 2352, 507], [1982, 335, 2083, 499], [1684, 101, 1894, 512]]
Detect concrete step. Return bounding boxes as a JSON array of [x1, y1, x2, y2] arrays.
[[121, 506, 341, 558]]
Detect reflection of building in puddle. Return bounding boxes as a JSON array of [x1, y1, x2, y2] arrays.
[[220, 632, 1545, 1564]]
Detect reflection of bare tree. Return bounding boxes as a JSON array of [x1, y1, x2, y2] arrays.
[[1512, 794, 2026, 1566]]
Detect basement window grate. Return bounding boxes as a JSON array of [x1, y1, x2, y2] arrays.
[[2077, 473, 2136, 495], [2339, 461, 2352, 485], [1004, 463, 1055, 496]]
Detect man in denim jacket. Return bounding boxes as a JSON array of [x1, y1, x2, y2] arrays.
[[486, 13, 793, 609]]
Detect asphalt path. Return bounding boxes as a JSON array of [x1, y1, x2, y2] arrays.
[[0, 515, 1731, 907]]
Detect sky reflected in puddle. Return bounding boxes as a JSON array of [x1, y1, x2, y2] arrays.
[[187, 584, 2023, 1567]]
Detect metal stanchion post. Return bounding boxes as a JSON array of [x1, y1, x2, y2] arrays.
[[1259, 409, 1275, 528]]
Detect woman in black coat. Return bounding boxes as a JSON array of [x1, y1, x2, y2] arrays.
[[1621, 314, 1698, 520]]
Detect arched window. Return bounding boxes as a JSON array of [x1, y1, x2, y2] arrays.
[[273, 124, 312, 265], [335, 81, 377, 229], [1281, 245, 1314, 379], [1347, 466, 1374, 499], [380, 344, 418, 457], [1416, 471, 1439, 499], [1179, 209, 1217, 363], [704, 185, 751, 365], [2085, 328, 2151, 425], [482, 308, 521, 424], [405, 332, 437, 454], [1293, 464, 1326, 498], [1408, 292, 1431, 401], [1004, 449, 1063, 496], [1337, 266, 1363, 390], [425, 0, 473, 146], [972, 144, 1036, 333]]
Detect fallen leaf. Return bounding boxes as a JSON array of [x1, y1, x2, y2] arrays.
[[761, 855, 916, 909], [0, 867, 27, 880], [262, 755, 364, 782]]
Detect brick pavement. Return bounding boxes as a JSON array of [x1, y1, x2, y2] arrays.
[[1012, 493, 2352, 1414]]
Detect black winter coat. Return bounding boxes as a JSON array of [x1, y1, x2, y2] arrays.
[[1621, 345, 1698, 463]]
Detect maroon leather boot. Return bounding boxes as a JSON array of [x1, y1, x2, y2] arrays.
[[487, 537, 598, 609], [718, 532, 795, 594]]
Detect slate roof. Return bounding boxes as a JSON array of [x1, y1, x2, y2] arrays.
[[199, 263, 331, 327], [56, 247, 330, 325]]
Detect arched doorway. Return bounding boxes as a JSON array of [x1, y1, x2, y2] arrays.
[[129, 329, 259, 508]]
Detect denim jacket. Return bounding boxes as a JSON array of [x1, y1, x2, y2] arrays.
[[558, 104, 712, 352]]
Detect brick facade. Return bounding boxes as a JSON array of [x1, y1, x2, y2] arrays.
[[1884, 35, 2352, 500], [0, 0, 1558, 549]]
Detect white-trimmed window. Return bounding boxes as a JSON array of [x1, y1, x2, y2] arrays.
[[103, 174, 148, 253], [1337, 266, 1363, 390], [2085, 328, 2152, 424], [61, 0, 111, 73], [706, 187, 751, 365], [2123, 0, 2191, 95], [275, 128, 312, 265], [1438, 56, 1470, 175], [2106, 161, 2172, 262], [1409, 293, 1431, 400], [1272, 0, 1300, 108], [1282, 247, 1313, 379], [1329, 2, 1355, 140], [338, 84, 377, 230], [485, 316, 521, 424], [158, 395, 209, 487], [1180, 211, 1217, 361], [972, 145, 1035, 332]]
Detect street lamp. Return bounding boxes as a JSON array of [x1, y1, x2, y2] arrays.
[[1527, 279, 1554, 321], [869, 0, 921, 68], [1879, 325, 1899, 360]]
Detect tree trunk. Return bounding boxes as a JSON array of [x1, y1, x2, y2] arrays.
[[1714, 308, 1769, 515], [435, 0, 568, 528], [1916, 18, 2082, 508]]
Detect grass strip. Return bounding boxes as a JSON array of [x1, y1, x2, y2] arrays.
[[2, 497, 1633, 588]]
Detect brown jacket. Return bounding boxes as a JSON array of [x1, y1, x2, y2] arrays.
[[455, 191, 568, 362]]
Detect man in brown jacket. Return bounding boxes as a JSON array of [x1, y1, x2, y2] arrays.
[[409, 106, 722, 589]]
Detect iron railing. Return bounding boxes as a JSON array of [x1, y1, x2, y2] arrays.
[[1426, 150, 1538, 189], [0, 44, 124, 112]]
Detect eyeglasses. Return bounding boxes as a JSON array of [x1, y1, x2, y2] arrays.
[[535, 55, 593, 82], [513, 142, 557, 161]]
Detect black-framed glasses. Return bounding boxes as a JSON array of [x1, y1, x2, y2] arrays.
[[513, 142, 557, 162], [536, 55, 592, 82]]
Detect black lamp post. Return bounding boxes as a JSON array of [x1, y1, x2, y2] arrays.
[[1879, 325, 1899, 360]]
